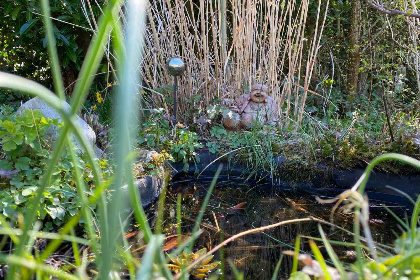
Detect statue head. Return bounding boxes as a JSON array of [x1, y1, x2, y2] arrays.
[[249, 83, 268, 103]]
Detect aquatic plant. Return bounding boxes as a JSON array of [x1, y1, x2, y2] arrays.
[[166, 248, 221, 279]]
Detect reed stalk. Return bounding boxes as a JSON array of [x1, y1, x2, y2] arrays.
[[140, 0, 328, 125]]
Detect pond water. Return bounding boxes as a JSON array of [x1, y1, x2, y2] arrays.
[[147, 171, 401, 279]]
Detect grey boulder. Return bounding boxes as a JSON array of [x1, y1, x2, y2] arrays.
[[17, 97, 103, 158], [121, 176, 162, 208]]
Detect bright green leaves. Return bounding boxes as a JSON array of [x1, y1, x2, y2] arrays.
[[171, 128, 203, 164], [138, 110, 203, 168], [46, 206, 66, 220], [210, 125, 227, 140], [21, 186, 37, 196], [0, 109, 54, 155], [15, 157, 31, 170], [2, 120, 18, 134], [0, 109, 98, 230], [2, 141, 17, 152]]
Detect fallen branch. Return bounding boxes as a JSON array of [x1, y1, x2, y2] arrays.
[[363, 0, 420, 18]]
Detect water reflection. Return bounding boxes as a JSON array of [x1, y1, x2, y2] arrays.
[[150, 174, 399, 279]]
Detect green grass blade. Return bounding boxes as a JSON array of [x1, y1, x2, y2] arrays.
[[188, 165, 222, 253], [68, 142, 99, 252], [177, 193, 182, 247], [292, 235, 301, 274], [70, 228, 82, 267], [100, 0, 148, 277], [136, 235, 165, 280], [308, 239, 332, 280], [228, 259, 244, 280], [271, 255, 283, 280], [353, 211, 365, 279], [318, 225, 348, 280], [410, 195, 420, 246], [40, 0, 65, 99]]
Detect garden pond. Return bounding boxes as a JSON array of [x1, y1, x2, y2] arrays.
[[140, 161, 409, 279]]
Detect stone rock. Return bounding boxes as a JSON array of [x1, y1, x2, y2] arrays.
[[17, 97, 103, 158], [137, 149, 159, 163], [83, 113, 109, 151], [121, 176, 162, 208]]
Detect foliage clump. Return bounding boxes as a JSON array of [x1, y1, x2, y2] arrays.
[[138, 109, 203, 170], [0, 109, 104, 231]]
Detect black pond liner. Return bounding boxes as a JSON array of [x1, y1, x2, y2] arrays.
[[171, 151, 420, 215]]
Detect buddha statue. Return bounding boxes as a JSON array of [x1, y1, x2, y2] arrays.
[[223, 83, 279, 130]]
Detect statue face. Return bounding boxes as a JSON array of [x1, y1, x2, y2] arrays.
[[249, 84, 268, 103]]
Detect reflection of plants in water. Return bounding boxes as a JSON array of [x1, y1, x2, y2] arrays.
[[289, 153, 420, 280], [166, 248, 221, 279]]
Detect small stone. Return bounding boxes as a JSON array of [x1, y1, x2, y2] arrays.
[[344, 250, 357, 261], [137, 149, 159, 163]]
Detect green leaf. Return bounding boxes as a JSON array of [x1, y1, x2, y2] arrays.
[[19, 19, 39, 35], [12, 134, 24, 145], [15, 157, 31, 170], [40, 117, 49, 125], [14, 193, 29, 205], [22, 187, 37, 196], [0, 160, 12, 170], [289, 272, 311, 280], [59, 34, 70, 46], [43, 221, 52, 231], [2, 141, 17, 151], [47, 206, 66, 220], [68, 207, 78, 216], [3, 206, 17, 218], [2, 120, 16, 134], [52, 196, 60, 206], [29, 141, 42, 152], [11, 6, 22, 21], [67, 50, 77, 63], [10, 177, 26, 188]]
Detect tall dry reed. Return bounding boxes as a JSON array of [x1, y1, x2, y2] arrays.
[[141, 0, 329, 127]]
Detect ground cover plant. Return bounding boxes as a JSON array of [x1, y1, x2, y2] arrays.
[[1, 0, 420, 279], [0, 109, 106, 231]]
